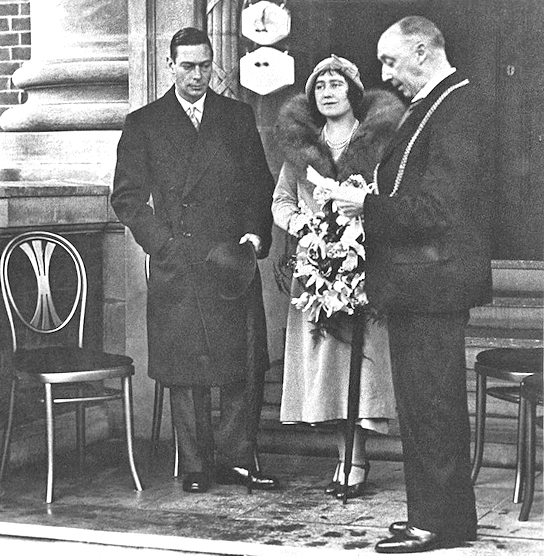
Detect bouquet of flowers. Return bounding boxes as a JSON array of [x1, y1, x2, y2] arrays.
[[289, 167, 377, 338]]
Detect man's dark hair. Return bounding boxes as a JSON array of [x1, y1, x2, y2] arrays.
[[308, 70, 365, 125], [397, 16, 445, 49], [170, 27, 213, 60]]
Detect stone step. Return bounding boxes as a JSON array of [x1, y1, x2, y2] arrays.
[[492, 260, 544, 294], [469, 297, 544, 329]]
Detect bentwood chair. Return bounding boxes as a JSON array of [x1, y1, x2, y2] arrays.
[[471, 347, 543, 505], [0, 231, 143, 503], [518, 373, 543, 521]]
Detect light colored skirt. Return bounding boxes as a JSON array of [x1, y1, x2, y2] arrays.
[[280, 299, 396, 434]]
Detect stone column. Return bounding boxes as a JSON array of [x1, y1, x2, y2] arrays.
[[0, 0, 128, 131], [207, 0, 240, 98]]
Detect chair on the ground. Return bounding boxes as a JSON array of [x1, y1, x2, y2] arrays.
[[471, 347, 543, 505], [518, 373, 543, 521], [0, 231, 143, 503]]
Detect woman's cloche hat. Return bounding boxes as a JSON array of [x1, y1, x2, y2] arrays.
[[205, 241, 257, 300], [304, 54, 365, 99]]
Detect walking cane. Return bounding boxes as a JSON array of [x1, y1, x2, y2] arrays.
[[343, 314, 366, 504]]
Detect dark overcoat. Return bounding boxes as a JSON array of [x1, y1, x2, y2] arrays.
[[363, 73, 493, 313], [111, 87, 274, 386]]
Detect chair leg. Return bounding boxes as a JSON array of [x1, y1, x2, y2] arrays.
[[150, 382, 164, 458], [471, 372, 487, 484], [76, 385, 86, 472], [518, 398, 536, 521], [173, 422, 180, 479], [514, 390, 527, 504], [0, 377, 17, 484], [44, 383, 55, 504], [122, 376, 143, 492], [254, 448, 261, 473], [169, 391, 180, 478]]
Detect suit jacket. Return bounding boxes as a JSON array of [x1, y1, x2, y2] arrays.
[[111, 87, 274, 386], [363, 73, 493, 314]]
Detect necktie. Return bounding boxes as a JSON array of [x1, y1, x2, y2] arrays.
[[187, 106, 200, 130], [396, 99, 423, 130]]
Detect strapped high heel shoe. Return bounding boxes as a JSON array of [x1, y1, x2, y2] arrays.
[[335, 460, 370, 499], [324, 460, 342, 495]]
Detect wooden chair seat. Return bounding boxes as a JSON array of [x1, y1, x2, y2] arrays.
[[12, 347, 133, 380]]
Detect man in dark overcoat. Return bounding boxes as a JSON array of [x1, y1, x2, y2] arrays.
[[325, 17, 493, 553], [111, 27, 277, 493]]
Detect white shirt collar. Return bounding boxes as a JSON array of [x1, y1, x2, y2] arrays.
[[175, 90, 207, 122], [411, 67, 456, 104]]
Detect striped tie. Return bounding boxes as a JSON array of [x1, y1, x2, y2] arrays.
[[187, 106, 200, 130]]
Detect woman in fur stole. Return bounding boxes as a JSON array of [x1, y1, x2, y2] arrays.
[[272, 55, 404, 499]]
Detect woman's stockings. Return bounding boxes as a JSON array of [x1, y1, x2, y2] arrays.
[[335, 427, 368, 486]]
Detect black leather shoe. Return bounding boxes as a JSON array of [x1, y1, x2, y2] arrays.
[[386, 522, 477, 545], [182, 472, 209, 494], [375, 527, 440, 553], [215, 465, 279, 492]]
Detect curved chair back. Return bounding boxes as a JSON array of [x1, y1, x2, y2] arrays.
[[1, 231, 87, 351]]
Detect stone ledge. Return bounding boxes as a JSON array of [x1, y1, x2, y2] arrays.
[[0, 130, 121, 184], [0, 181, 109, 196], [0, 180, 111, 228]]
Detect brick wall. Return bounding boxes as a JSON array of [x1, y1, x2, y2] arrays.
[[0, 0, 30, 118]]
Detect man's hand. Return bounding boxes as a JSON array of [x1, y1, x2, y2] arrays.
[[239, 233, 262, 257]]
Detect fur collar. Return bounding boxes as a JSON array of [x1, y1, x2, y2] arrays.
[[274, 90, 405, 181]]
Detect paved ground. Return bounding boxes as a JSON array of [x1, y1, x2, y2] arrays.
[[0, 439, 541, 555]]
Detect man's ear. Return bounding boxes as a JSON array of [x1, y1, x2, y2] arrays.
[[415, 42, 427, 64]]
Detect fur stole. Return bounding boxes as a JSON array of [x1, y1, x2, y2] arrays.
[[274, 90, 405, 181]]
